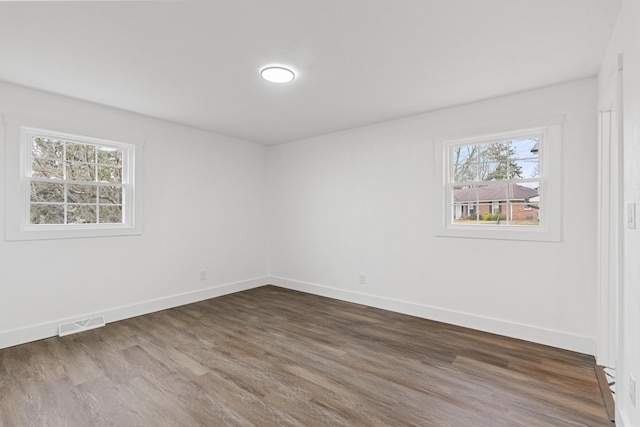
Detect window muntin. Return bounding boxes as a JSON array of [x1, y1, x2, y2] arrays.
[[449, 134, 541, 227], [28, 135, 127, 226]]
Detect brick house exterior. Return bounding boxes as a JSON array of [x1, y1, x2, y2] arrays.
[[453, 184, 539, 222]]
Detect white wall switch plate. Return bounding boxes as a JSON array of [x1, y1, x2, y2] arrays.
[[628, 203, 636, 229]]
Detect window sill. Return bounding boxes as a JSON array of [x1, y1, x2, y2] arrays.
[[435, 225, 560, 242], [5, 223, 143, 241]]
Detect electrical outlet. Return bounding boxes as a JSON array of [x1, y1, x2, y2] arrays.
[[199, 270, 207, 281], [359, 274, 366, 285], [630, 374, 637, 407]]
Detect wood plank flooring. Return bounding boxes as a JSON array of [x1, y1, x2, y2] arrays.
[[0, 286, 612, 426]]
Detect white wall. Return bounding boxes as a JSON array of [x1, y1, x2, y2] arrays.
[[0, 77, 602, 360], [0, 81, 269, 348], [599, 1, 640, 425], [268, 79, 598, 354], [0, 61, 617, 421]]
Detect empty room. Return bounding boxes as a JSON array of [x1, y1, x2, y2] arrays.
[[1, 0, 639, 426]]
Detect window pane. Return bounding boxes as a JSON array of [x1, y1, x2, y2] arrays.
[[490, 140, 510, 155], [513, 181, 539, 201], [481, 202, 506, 223], [512, 138, 540, 179], [30, 203, 64, 224], [514, 157, 539, 179], [475, 161, 491, 181], [99, 205, 123, 223], [526, 197, 540, 210], [452, 185, 479, 223], [67, 184, 97, 204], [510, 203, 540, 225], [477, 140, 528, 179], [483, 161, 512, 181], [32, 158, 63, 179], [479, 141, 509, 162], [453, 183, 520, 226], [32, 137, 63, 160], [31, 181, 64, 203], [66, 143, 96, 163], [99, 186, 123, 204], [476, 183, 508, 203], [453, 185, 477, 204], [452, 145, 478, 182], [452, 202, 479, 224], [98, 147, 123, 166], [511, 138, 539, 158], [67, 204, 97, 224], [66, 161, 95, 181], [98, 165, 122, 183]]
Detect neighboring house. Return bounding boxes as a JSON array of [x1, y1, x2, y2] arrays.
[[454, 184, 539, 222]]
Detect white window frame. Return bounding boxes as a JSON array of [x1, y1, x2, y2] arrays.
[[4, 116, 144, 241], [434, 115, 562, 242]]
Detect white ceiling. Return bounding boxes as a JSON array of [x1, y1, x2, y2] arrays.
[[0, 1, 621, 145]]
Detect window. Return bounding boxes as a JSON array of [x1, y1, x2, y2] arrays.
[[29, 132, 128, 225], [451, 134, 540, 226], [435, 116, 562, 241], [4, 118, 143, 240]]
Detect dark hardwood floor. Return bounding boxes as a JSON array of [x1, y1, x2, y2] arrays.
[[0, 286, 612, 426]]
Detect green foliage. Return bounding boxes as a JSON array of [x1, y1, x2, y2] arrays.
[[483, 142, 523, 180], [482, 212, 505, 221]]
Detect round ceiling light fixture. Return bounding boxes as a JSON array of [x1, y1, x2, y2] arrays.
[[260, 66, 296, 83]]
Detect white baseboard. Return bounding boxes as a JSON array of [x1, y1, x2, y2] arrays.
[[1, 275, 596, 356], [268, 276, 596, 355], [0, 276, 269, 350]]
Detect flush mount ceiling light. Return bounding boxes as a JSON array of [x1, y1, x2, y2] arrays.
[[260, 66, 296, 83]]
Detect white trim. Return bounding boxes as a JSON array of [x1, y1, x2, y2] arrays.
[[434, 116, 563, 242], [433, 114, 566, 143], [269, 276, 595, 355], [1, 274, 595, 355], [596, 110, 621, 368], [0, 276, 269, 350], [596, 55, 624, 374]]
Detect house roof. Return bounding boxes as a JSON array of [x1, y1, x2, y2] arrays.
[[454, 184, 538, 203]]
